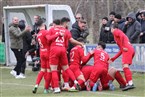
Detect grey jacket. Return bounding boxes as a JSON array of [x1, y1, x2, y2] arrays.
[[124, 12, 141, 43], [9, 23, 27, 49]]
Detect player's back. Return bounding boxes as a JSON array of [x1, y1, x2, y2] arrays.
[[37, 29, 49, 50], [49, 26, 71, 47], [114, 29, 133, 49], [70, 45, 83, 65], [94, 49, 109, 69]]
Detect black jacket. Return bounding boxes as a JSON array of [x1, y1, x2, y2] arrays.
[[123, 12, 141, 43]]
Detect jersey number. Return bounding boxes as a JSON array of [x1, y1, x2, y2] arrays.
[[100, 52, 105, 61], [70, 51, 74, 61]]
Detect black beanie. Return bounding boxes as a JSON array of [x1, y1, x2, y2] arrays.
[[115, 14, 122, 19]]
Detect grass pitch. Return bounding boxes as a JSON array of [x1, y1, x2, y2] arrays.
[[0, 66, 145, 97]]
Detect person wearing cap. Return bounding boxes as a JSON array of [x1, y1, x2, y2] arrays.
[[136, 10, 145, 43], [123, 12, 141, 43], [114, 14, 125, 31]]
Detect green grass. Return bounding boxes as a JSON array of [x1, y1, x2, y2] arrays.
[[0, 66, 145, 97]]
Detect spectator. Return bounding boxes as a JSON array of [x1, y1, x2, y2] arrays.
[[107, 11, 116, 26], [136, 10, 145, 43], [99, 17, 109, 43], [123, 12, 141, 43], [72, 13, 89, 42], [19, 20, 32, 77], [31, 15, 41, 35], [31, 15, 41, 58], [9, 17, 31, 78], [68, 19, 87, 61], [114, 14, 125, 31], [105, 11, 116, 43]]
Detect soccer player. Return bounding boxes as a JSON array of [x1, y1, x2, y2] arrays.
[[32, 18, 51, 94], [85, 42, 110, 91], [109, 24, 135, 91], [68, 38, 94, 91], [47, 19, 83, 93], [81, 65, 126, 91]]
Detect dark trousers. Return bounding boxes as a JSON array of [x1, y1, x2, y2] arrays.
[[11, 48, 25, 75]]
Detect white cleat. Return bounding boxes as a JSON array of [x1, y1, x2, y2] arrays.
[[15, 73, 26, 79], [10, 70, 17, 77], [53, 87, 61, 93]]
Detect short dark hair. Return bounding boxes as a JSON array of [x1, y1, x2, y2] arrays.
[[53, 19, 61, 25], [102, 17, 108, 21], [61, 17, 70, 24], [109, 11, 116, 16], [36, 18, 44, 27], [111, 23, 119, 29], [115, 14, 122, 19], [98, 41, 106, 49], [19, 20, 25, 30]]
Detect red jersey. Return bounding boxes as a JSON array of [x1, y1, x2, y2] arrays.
[[37, 29, 50, 51], [70, 45, 92, 67], [113, 29, 133, 51], [111, 29, 135, 62], [93, 49, 109, 69], [47, 26, 72, 47]]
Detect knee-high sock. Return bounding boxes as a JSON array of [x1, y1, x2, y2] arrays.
[[51, 71, 59, 88], [65, 68, 76, 81], [123, 67, 132, 84], [44, 72, 52, 89], [35, 71, 45, 85], [62, 71, 69, 83], [115, 71, 126, 86]]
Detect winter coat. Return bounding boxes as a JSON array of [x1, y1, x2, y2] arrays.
[[123, 12, 141, 43], [99, 24, 110, 43], [117, 18, 125, 31], [9, 23, 27, 49], [136, 12, 145, 43]]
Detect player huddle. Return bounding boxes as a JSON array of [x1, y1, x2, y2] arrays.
[[32, 17, 135, 94]]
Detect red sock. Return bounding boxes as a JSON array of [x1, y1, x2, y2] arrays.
[[62, 71, 69, 83], [35, 71, 45, 85], [51, 71, 59, 88], [78, 79, 85, 88], [123, 67, 132, 83], [115, 71, 126, 86], [44, 72, 52, 89], [65, 68, 76, 81]]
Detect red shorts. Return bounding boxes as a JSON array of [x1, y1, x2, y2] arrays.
[[40, 50, 50, 69], [89, 65, 108, 83], [70, 65, 82, 78], [81, 65, 93, 80], [49, 46, 68, 66], [122, 47, 135, 65]]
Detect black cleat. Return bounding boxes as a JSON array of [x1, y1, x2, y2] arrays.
[[122, 84, 135, 91], [32, 87, 38, 94], [75, 83, 81, 90]]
